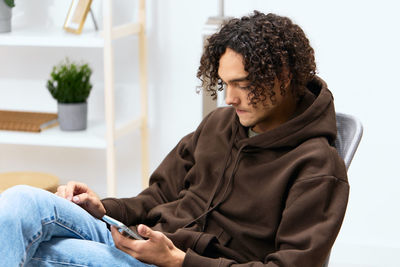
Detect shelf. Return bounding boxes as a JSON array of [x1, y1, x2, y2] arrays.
[[0, 22, 142, 48], [0, 28, 104, 48], [0, 117, 142, 149], [0, 0, 149, 196]]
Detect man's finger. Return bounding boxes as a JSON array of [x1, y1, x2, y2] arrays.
[[65, 181, 87, 201], [65, 181, 77, 201], [111, 227, 139, 251], [111, 228, 140, 259], [73, 192, 96, 206], [137, 225, 174, 249], [71, 192, 87, 204], [55, 185, 66, 199], [137, 224, 157, 240]]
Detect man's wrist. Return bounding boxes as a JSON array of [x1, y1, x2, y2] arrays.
[[168, 248, 186, 267]]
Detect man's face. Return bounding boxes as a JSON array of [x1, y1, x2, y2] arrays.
[[218, 48, 296, 133]]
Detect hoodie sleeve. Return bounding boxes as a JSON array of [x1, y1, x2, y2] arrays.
[[182, 175, 349, 267], [101, 131, 196, 226], [101, 109, 224, 226]]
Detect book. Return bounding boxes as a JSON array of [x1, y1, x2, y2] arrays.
[[0, 110, 58, 133]]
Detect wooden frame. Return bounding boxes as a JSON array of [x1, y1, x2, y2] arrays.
[[102, 0, 149, 195], [63, 0, 92, 34]]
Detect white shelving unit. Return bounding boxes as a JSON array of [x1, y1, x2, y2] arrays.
[[0, 28, 104, 47], [0, 0, 149, 197]]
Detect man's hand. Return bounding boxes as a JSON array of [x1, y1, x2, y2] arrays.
[[55, 181, 106, 219], [111, 225, 186, 267]]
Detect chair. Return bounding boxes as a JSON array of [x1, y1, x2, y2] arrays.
[[334, 113, 364, 170], [323, 112, 363, 267]]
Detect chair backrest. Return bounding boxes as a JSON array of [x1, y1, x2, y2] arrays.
[[334, 112, 364, 170], [323, 112, 363, 267]]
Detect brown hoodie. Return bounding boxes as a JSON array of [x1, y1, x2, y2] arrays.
[[102, 76, 349, 267]]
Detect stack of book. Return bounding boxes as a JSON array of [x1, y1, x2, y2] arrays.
[[0, 110, 58, 133]]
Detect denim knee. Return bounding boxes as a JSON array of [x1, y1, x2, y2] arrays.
[[1, 185, 53, 215]]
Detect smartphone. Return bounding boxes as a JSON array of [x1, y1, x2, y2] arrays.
[[102, 215, 144, 240]]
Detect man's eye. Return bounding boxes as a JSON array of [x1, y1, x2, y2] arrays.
[[239, 84, 250, 90]]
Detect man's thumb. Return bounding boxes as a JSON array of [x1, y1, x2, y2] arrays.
[[137, 224, 151, 238]]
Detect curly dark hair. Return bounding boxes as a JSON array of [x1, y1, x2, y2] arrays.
[[197, 11, 316, 105]]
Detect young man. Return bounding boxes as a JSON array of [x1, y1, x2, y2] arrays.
[[0, 11, 348, 267]]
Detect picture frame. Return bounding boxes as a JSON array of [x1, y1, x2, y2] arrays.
[[63, 0, 93, 34]]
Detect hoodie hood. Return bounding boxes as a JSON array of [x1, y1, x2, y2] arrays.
[[235, 75, 337, 149]]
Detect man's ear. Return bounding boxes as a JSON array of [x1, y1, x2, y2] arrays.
[[278, 68, 292, 92]]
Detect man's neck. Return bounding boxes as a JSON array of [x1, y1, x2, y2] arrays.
[[252, 94, 298, 133]]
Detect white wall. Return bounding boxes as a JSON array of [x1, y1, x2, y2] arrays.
[[1, 0, 399, 266], [225, 2, 400, 266]]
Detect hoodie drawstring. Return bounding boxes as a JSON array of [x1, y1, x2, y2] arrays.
[[198, 144, 246, 231], [183, 125, 246, 231]]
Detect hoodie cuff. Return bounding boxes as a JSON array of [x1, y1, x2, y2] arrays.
[[101, 198, 124, 220], [182, 249, 221, 267]]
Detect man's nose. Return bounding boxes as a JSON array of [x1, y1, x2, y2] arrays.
[[225, 86, 239, 106]]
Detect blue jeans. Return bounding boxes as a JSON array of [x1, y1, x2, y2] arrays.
[[0, 185, 153, 267]]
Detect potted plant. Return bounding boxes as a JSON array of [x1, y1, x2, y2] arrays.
[[47, 58, 93, 131], [0, 0, 14, 33]]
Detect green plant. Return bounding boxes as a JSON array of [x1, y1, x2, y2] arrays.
[[47, 58, 92, 103], [4, 0, 15, 8]]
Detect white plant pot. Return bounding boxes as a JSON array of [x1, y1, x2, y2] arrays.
[[58, 102, 88, 131], [0, 0, 11, 33]]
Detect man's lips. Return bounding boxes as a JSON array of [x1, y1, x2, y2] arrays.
[[235, 108, 248, 115]]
